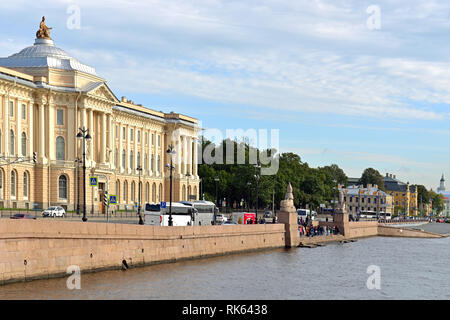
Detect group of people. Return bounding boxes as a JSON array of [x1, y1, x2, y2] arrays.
[[298, 217, 340, 237]]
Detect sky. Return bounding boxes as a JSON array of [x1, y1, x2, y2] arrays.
[[1, 0, 449, 190]]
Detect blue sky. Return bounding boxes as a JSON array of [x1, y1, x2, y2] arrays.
[[1, 0, 450, 190]]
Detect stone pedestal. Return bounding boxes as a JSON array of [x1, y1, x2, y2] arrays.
[[278, 183, 300, 248], [332, 209, 349, 236]]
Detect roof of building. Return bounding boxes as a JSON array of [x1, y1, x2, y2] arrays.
[[342, 185, 389, 197], [383, 174, 416, 192], [0, 38, 96, 75]]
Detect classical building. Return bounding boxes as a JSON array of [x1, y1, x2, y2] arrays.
[[340, 184, 393, 216], [0, 20, 200, 213], [383, 173, 418, 216]]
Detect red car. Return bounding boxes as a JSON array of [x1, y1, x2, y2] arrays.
[[436, 218, 444, 223], [10, 213, 37, 220]]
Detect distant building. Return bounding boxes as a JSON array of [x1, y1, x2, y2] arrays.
[[436, 174, 450, 218], [347, 177, 359, 187], [340, 184, 393, 216], [383, 173, 418, 216]]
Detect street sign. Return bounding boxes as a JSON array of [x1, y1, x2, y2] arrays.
[[103, 191, 109, 207], [160, 201, 166, 208], [89, 176, 98, 186], [109, 195, 117, 204]]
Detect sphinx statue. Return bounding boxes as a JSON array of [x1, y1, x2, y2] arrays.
[[36, 16, 52, 40]]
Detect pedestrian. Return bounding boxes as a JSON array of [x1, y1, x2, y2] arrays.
[[272, 216, 276, 224]]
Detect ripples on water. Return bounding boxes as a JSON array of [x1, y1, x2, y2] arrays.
[[0, 236, 449, 300]]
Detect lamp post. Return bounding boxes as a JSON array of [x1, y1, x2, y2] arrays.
[[247, 181, 252, 211], [186, 172, 191, 201], [75, 157, 81, 216], [166, 144, 176, 226], [254, 162, 261, 222], [76, 127, 91, 222], [199, 178, 203, 200], [215, 176, 220, 208], [137, 165, 143, 225]]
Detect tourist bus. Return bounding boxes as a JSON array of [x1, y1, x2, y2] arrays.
[[297, 209, 316, 222], [359, 210, 378, 220], [143, 202, 197, 226], [179, 200, 217, 226]]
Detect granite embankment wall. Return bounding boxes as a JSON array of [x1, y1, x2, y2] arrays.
[[378, 225, 445, 238], [0, 220, 285, 284]]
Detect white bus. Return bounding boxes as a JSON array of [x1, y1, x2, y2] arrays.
[[144, 202, 197, 226], [179, 200, 217, 226]]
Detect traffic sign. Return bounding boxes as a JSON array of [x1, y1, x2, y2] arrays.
[[89, 176, 98, 186], [109, 195, 117, 204], [160, 201, 166, 208]]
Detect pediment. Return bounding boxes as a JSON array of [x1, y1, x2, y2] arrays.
[[82, 82, 119, 103]]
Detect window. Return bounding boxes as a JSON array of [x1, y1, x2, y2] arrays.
[[0, 170, 3, 199], [368, 198, 371, 204], [137, 130, 140, 143], [152, 183, 156, 202], [59, 175, 67, 200], [23, 172, 28, 198], [56, 136, 65, 160], [9, 130, 14, 155], [114, 149, 118, 167], [57, 109, 64, 125], [157, 155, 160, 172], [123, 181, 128, 203], [151, 154, 154, 172], [157, 135, 160, 147], [122, 127, 126, 140], [159, 184, 162, 202], [115, 125, 118, 139], [145, 183, 149, 202], [130, 150, 134, 169], [122, 150, 126, 168], [145, 132, 148, 145], [137, 152, 141, 168], [21, 132, 27, 156], [144, 153, 148, 171], [9, 101, 13, 117], [152, 133, 154, 145], [130, 129, 134, 141], [11, 171, 16, 198], [131, 182, 135, 203], [22, 104, 26, 120]]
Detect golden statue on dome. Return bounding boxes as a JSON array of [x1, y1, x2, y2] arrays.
[[36, 16, 52, 39]]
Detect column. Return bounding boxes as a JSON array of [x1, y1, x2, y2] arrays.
[[119, 124, 123, 171], [187, 136, 192, 175], [3, 96, 9, 155], [126, 125, 130, 173], [28, 102, 33, 158], [67, 107, 75, 160], [101, 112, 106, 163], [39, 103, 45, 161], [108, 114, 112, 164], [48, 102, 55, 160], [193, 138, 198, 177], [176, 135, 181, 175], [88, 108, 93, 162], [16, 100, 21, 156], [133, 126, 137, 171], [183, 136, 187, 175]]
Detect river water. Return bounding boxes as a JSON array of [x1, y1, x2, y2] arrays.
[[0, 236, 449, 300]]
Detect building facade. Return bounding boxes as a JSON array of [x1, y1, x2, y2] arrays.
[[0, 24, 200, 213], [383, 173, 418, 216], [340, 184, 394, 216], [436, 174, 450, 218]]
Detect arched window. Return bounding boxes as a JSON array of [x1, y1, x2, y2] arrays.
[[56, 136, 65, 160], [123, 181, 128, 203], [152, 183, 156, 203], [122, 150, 126, 169], [10, 170, 16, 198], [21, 132, 27, 156], [23, 172, 29, 198], [145, 182, 149, 202], [116, 180, 120, 204], [130, 150, 134, 169], [58, 175, 68, 200], [158, 183, 163, 203], [9, 130, 14, 155], [188, 185, 191, 200], [131, 181, 135, 203]]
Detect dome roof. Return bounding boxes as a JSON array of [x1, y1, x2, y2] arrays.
[[0, 38, 96, 75]]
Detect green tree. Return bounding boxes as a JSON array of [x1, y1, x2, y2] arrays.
[[430, 190, 444, 214], [358, 168, 386, 191]]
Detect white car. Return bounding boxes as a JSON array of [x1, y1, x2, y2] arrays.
[[42, 206, 66, 218], [215, 214, 228, 224]]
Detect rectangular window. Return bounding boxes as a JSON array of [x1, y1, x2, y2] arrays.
[[122, 127, 126, 140], [9, 101, 13, 117], [22, 104, 26, 120], [157, 135, 160, 147], [115, 125, 118, 139], [145, 132, 148, 145], [137, 130, 140, 143], [130, 129, 134, 141], [152, 133, 154, 145], [57, 109, 64, 125]]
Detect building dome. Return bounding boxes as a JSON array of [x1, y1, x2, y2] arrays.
[[0, 38, 96, 75]]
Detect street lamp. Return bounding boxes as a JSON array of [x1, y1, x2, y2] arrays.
[[137, 165, 143, 225], [186, 172, 191, 201], [75, 157, 81, 216], [247, 181, 252, 211], [166, 144, 176, 226], [76, 127, 91, 222], [254, 163, 261, 222], [215, 176, 220, 208]]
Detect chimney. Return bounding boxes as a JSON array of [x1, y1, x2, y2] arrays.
[[393, 175, 396, 179], [386, 173, 389, 177], [121, 96, 128, 102], [390, 174, 393, 178]]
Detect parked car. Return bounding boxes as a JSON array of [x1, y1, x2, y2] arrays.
[[263, 211, 273, 218], [42, 206, 66, 218], [436, 218, 444, 223], [222, 220, 237, 225], [215, 214, 227, 224], [10, 213, 37, 219]]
